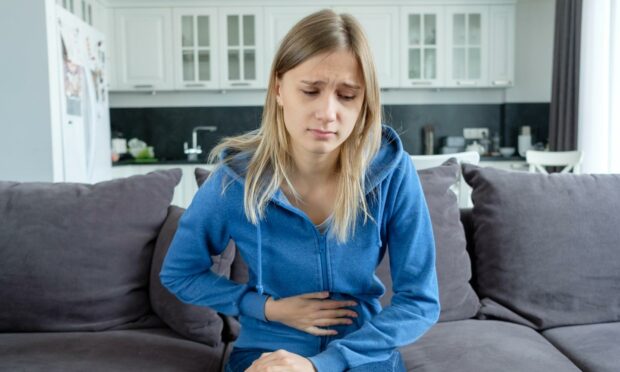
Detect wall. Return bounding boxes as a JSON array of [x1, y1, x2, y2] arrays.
[[0, 0, 62, 182]]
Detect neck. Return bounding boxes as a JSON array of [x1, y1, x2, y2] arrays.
[[289, 147, 339, 187]]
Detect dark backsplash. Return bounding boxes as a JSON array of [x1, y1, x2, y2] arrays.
[[110, 103, 549, 161]]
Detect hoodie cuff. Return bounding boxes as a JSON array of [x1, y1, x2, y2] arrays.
[[308, 347, 348, 372], [238, 290, 269, 322]]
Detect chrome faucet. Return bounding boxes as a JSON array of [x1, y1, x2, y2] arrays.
[[184, 126, 218, 161]]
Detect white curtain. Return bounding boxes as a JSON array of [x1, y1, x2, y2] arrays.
[[578, 0, 620, 173]]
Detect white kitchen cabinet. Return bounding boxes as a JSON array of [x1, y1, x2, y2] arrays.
[[488, 5, 515, 87], [172, 8, 219, 90], [264, 6, 323, 82], [400, 6, 445, 88], [333, 6, 400, 88], [113, 8, 174, 91], [445, 6, 489, 87], [110, 164, 215, 208], [219, 8, 265, 89]]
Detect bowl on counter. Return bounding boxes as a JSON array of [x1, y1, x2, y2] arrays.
[[499, 147, 516, 158]]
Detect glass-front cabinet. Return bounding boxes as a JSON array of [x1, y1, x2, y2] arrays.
[[401, 7, 445, 87], [219, 8, 264, 89], [172, 9, 219, 89], [446, 6, 488, 87]]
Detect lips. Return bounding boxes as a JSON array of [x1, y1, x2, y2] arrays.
[[308, 128, 336, 140], [309, 129, 336, 134]]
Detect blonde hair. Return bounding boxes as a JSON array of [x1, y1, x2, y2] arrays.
[[209, 9, 382, 242]]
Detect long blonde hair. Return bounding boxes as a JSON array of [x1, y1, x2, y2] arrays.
[[209, 9, 382, 242]]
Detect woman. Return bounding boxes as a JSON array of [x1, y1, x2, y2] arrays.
[[160, 9, 440, 372]]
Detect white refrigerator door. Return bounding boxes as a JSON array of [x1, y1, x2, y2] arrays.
[[57, 6, 111, 183]]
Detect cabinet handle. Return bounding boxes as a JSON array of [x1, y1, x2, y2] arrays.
[[492, 80, 512, 86], [410, 81, 432, 85], [133, 84, 154, 89], [456, 81, 477, 86], [185, 83, 206, 88], [230, 82, 251, 86]]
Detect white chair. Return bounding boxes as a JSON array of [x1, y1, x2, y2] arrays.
[[411, 151, 480, 208], [525, 150, 583, 174]]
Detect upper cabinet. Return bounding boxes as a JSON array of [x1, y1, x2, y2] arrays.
[[113, 8, 174, 91], [333, 6, 400, 89], [445, 6, 489, 87], [264, 6, 323, 82], [488, 5, 515, 87], [172, 8, 219, 90], [219, 8, 265, 89], [106, 1, 515, 92], [400, 6, 445, 87]]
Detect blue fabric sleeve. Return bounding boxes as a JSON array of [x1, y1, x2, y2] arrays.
[[159, 169, 269, 322], [308, 154, 440, 371]]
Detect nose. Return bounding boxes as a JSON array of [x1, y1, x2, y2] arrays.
[[315, 92, 337, 123]]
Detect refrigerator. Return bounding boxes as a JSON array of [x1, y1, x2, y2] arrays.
[[55, 5, 111, 183]]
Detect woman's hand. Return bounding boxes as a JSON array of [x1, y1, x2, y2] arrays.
[[264, 291, 358, 336], [245, 349, 316, 372]]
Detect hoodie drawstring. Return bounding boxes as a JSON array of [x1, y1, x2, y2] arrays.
[[256, 221, 264, 295]]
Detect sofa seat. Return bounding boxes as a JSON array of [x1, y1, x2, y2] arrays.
[[398, 319, 580, 372], [542, 322, 620, 372], [0, 328, 226, 372]]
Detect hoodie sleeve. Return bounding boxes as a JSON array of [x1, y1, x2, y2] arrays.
[[308, 154, 440, 371], [159, 168, 270, 322]]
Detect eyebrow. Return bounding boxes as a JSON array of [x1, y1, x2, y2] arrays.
[[300, 80, 361, 90]]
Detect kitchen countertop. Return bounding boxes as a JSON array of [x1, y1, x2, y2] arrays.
[[480, 155, 525, 161], [112, 159, 213, 166], [112, 155, 525, 166]]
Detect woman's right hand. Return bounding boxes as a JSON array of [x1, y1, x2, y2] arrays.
[[264, 291, 358, 336]]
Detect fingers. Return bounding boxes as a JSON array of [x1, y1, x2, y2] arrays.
[[315, 309, 358, 319], [317, 300, 358, 310], [298, 291, 330, 299], [313, 317, 354, 327], [304, 326, 338, 336]]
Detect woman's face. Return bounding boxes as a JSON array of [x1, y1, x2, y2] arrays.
[[275, 49, 365, 158]]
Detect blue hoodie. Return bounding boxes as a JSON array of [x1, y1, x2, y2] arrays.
[[160, 125, 440, 371]]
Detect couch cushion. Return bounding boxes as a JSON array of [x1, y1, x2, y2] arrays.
[[0, 328, 225, 372], [0, 170, 181, 332], [150, 205, 236, 347], [377, 158, 480, 321], [462, 164, 620, 330], [399, 319, 580, 372], [542, 322, 620, 372]]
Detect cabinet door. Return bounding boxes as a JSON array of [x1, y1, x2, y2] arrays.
[[400, 6, 445, 88], [488, 5, 515, 87], [264, 7, 323, 83], [332, 6, 400, 89], [219, 8, 264, 89], [114, 8, 174, 91], [173, 8, 219, 90], [446, 6, 488, 87]]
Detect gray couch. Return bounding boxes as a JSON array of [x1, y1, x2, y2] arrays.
[[1, 161, 619, 372]]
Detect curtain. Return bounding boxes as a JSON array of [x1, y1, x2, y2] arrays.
[[578, 0, 620, 173], [548, 0, 582, 151]]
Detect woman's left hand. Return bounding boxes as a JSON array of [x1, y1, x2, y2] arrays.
[[245, 349, 317, 372]]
